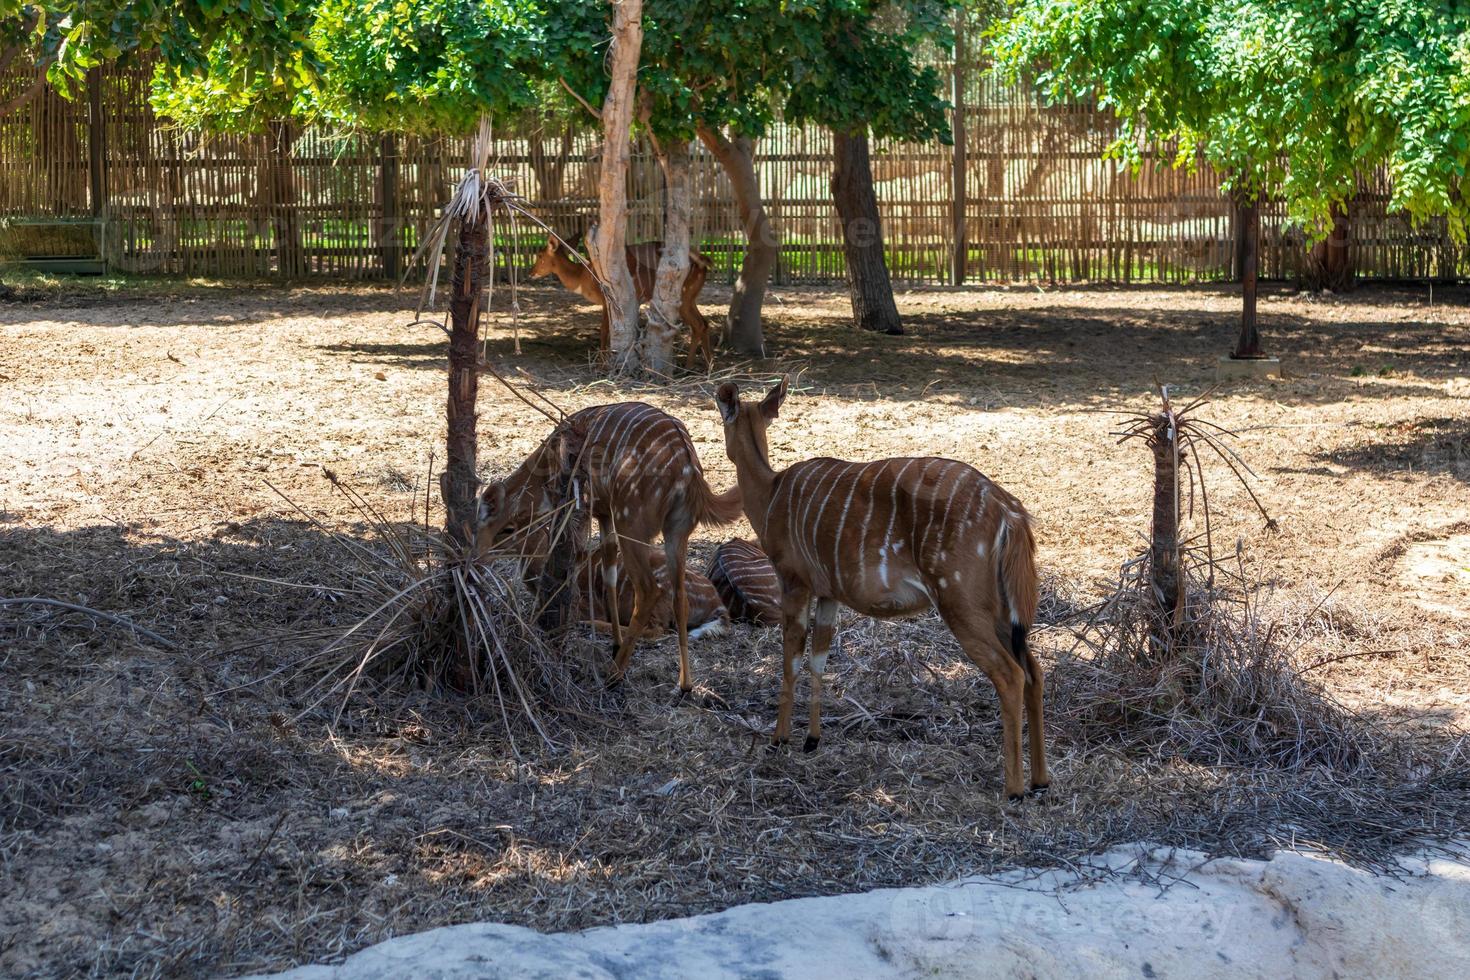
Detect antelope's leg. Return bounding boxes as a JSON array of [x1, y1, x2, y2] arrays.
[[684, 303, 712, 371], [804, 598, 838, 752], [1024, 649, 1050, 792], [945, 608, 1028, 800], [610, 541, 658, 680], [664, 531, 693, 693], [597, 521, 622, 657], [772, 584, 811, 746], [598, 304, 611, 355]]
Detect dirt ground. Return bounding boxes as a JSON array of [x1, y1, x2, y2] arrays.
[[2, 278, 1468, 977]]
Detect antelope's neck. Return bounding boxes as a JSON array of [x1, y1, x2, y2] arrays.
[[729, 435, 777, 542]]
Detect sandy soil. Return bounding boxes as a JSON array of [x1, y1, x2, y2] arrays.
[[1, 279, 1467, 977]]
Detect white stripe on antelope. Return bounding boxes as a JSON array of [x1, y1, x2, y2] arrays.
[[477, 402, 742, 690], [715, 379, 1049, 801]]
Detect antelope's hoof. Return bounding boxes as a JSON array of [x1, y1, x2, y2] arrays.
[[802, 735, 820, 753], [767, 737, 790, 754], [1006, 792, 1026, 803], [674, 685, 693, 702], [1028, 781, 1051, 799]]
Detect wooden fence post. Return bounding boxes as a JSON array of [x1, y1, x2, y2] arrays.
[[950, 16, 968, 286], [379, 133, 401, 280]]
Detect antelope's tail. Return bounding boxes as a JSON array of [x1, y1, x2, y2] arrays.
[[994, 508, 1039, 684], [692, 476, 744, 528]]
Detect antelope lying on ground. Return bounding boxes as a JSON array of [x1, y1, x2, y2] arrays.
[[569, 543, 728, 639], [477, 402, 741, 691], [714, 379, 1049, 800], [707, 538, 782, 626], [530, 238, 715, 369]]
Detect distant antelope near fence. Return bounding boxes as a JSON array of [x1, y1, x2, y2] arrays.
[[528, 237, 714, 369], [477, 402, 741, 691], [714, 379, 1047, 800], [707, 538, 782, 626]]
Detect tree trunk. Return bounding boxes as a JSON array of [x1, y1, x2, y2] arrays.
[[268, 121, 304, 277], [1149, 408, 1182, 656], [1232, 191, 1264, 359], [698, 124, 775, 356], [831, 130, 903, 335], [642, 133, 692, 375], [1302, 202, 1352, 292], [441, 213, 487, 547], [588, 0, 643, 374]]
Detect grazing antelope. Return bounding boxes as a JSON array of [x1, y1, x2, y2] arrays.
[[530, 237, 715, 369], [707, 538, 782, 626], [477, 402, 741, 691], [714, 379, 1049, 800]]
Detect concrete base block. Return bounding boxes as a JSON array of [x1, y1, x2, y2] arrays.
[[1217, 355, 1281, 380]]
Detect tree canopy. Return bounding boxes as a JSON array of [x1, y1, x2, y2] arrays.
[[990, 0, 1470, 239], [545, 0, 953, 144]]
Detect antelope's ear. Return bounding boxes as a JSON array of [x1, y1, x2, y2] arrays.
[[556, 421, 587, 469], [716, 382, 741, 425], [478, 484, 505, 525], [759, 376, 788, 421]]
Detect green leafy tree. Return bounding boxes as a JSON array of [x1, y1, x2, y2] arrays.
[[784, 0, 954, 335], [549, 0, 953, 352], [991, 0, 1470, 357]]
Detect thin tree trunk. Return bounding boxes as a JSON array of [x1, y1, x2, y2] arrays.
[[1149, 409, 1182, 656], [1302, 201, 1352, 292], [831, 130, 903, 335], [642, 132, 692, 374], [588, 0, 642, 374], [1232, 191, 1264, 359], [441, 214, 487, 547], [268, 121, 304, 277], [698, 124, 774, 356]]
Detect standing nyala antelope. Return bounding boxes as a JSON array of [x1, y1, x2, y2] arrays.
[[707, 538, 782, 626], [714, 379, 1049, 800], [477, 402, 741, 691], [529, 237, 715, 370]]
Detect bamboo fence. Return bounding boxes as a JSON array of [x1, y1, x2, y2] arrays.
[[1, 59, 1462, 284]]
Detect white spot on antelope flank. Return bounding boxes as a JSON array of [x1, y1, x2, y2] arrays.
[[681, 465, 692, 477], [939, 550, 947, 562], [975, 539, 987, 557], [953, 570, 962, 583], [938, 576, 949, 590]]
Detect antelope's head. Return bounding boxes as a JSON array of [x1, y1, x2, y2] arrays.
[[474, 421, 587, 556], [528, 238, 565, 279], [715, 377, 787, 467]]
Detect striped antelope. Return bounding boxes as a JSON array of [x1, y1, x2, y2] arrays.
[[569, 543, 729, 639], [477, 402, 741, 690], [714, 379, 1049, 800], [707, 538, 782, 626], [513, 527, 730, 638]]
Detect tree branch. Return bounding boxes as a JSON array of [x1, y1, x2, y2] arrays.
[[559, 76, 601, 121]]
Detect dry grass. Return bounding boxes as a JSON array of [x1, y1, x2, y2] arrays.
[[2, 282, 1469, 977]]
